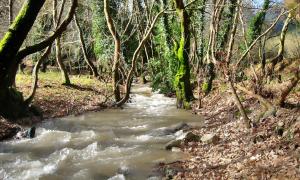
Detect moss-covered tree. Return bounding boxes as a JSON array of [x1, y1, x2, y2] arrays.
[[246, 0, 270, 46], [173, 0, 193, 109], [0, 0, 47, 119], [217, 0, 237, 51], [0, 0, 77, 119]]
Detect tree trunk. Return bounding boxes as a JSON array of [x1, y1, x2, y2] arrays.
[[0, 0, 77, 119], [269, 12, 292, 74], [0, 0, 46, 119], [228, 79, 251, 128], [55, 37, 71, 85], [53, 0, 71, 85], [114, 10, 165, 106], [196, 0, 207, 109], [218, 0, 237, 51], [224, 0, 251, 128], [104, 0, 121, 102], [278, 68, 299, 106], [161, 0, 172, 50], [202, 0, 225, 96], [25, 46, 52, 105], [74, 12, 99, 78], [173, 0, 194, 109], [8, 0, 17, 86]]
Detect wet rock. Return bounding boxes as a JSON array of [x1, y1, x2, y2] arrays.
[[171, 147, 182, 152], [117, 166, 130, 176], [165, 168, 177, 179], [150, 122, 190, 136], [26, 126, 36, 138], [0, 118, 22, 141], [275, 121, 285, 136], [15, 127, 36, 139], [201, 133, 220, 144], [171, 122, 190, 132], [166, 132, 200, 150], [164, 122, 190, 135], [174, 130, 184, 137], [183, 132, 201, 143], [163, 164, 184, 180], [165, 139, 182, 150]]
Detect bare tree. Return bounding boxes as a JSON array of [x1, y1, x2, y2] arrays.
[[53, 0, 71, 85], [74, 12, 99, 78], [104, 0, 122, 102]]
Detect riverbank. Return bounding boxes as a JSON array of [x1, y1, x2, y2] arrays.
[[160, 81, 300, 179], [0, 72, 111, 140]]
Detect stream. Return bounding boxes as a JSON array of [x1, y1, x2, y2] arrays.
[[0, 84, 202, 180]]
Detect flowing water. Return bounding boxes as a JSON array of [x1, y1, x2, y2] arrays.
[[0, 85, 202, 180]]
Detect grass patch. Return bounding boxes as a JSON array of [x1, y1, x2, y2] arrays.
[[16, 71, 111, 118]]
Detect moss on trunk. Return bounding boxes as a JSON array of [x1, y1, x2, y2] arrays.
[[173, 0, 193, 109], [0, 0, 46, 119]]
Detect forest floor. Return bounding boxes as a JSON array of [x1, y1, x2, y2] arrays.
[[15, 71, 112, 119], [159, 81, 300, 179], [0, 71, 111, 140]]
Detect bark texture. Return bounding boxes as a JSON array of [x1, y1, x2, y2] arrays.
[[0, 0, 46, 119], [104, 0, 121, 102], [173, 0, 194, 109]]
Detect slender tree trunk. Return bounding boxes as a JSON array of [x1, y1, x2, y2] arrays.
[[9, 0, 16, 88], [224, 0, 251, 128], [197, 0, 207, 109], [269, 12, 293, 74], [74, 12, 99, 78], [161, 0, 172, 50], [218, 0, 237, 51], [228, 79, 251, 128], [53, 0, 71, 85], [202, 0, 226, 96], [173, 0, 194, 109], [55, 37, 71, 85], [197, 0, 206, 71], [114, 10, 165, 106], [25, 46, 52, 105], [104, 0, 121, 102]]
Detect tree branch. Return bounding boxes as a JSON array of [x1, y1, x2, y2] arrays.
[[15, 0, 77, 63]]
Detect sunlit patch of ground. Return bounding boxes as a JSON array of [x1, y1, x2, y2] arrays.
[[16, 71, 112, 118]]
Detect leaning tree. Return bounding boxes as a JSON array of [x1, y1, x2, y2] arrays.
[[0, 0, 77, 119]]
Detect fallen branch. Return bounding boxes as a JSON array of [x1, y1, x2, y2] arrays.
[[236, 84, 276, 121]]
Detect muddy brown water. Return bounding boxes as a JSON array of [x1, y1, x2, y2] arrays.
[[0, 84, 202, 180]]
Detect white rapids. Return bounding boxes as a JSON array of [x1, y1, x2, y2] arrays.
[[0, 84, 202, 180]]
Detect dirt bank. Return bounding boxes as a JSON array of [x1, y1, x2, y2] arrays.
[[159, 84, 300, 179]]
